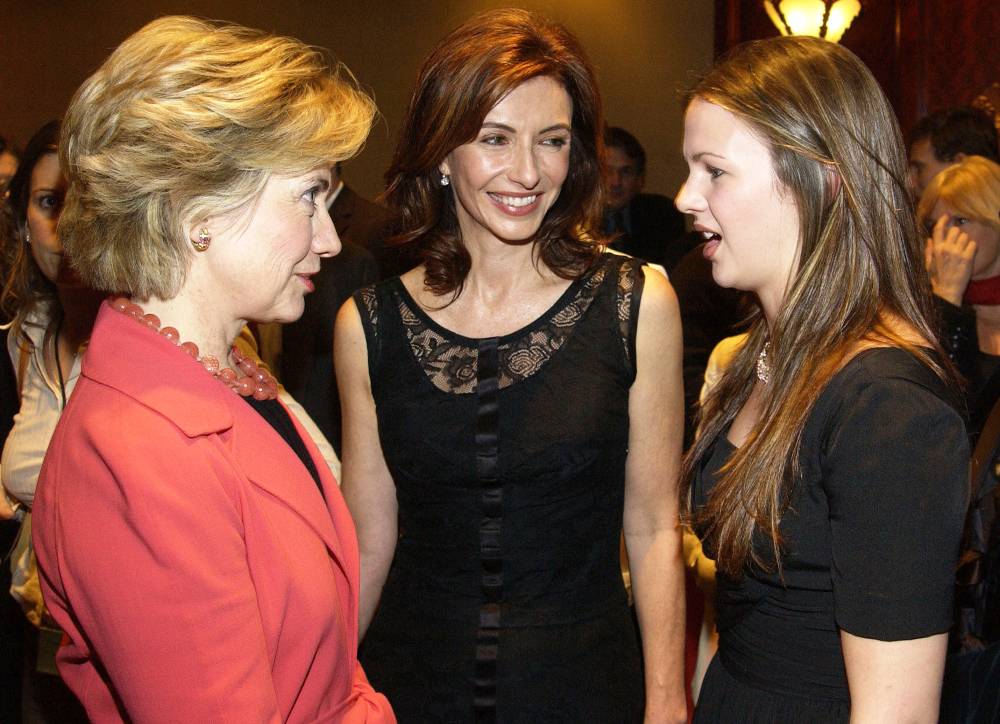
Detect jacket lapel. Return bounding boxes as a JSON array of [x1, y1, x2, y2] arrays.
[[84, 303, 357, 609], [229, 403, 346, 561]]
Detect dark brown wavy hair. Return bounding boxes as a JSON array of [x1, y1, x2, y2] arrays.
[[680, 37, 955, 577], [383, 8, 604, 296]]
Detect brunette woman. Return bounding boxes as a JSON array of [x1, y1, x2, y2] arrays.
[[0, 121, 96, 723], [678, 37, 968, 722], [338, 9, 686, 722]]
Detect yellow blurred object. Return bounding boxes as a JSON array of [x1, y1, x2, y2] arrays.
[[763, 0, 861, 43]]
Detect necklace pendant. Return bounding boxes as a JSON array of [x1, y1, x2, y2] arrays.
[[756, 341, 771, 385]]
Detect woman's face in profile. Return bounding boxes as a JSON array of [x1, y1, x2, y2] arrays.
[[26, 153, 68, 284], [197, 166, 339, 325], [439, 75, 572, 249], [931, 198, 1000, 279], [676, 98, 800, 311]]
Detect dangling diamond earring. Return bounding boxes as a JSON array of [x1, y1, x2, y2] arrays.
[[440, 173, 450, 187], [192, 228, 211, 252], [24, 228, 31, 245]]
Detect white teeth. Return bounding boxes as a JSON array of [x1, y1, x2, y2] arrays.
[[701, 231, 721, 240], [492, 194, 537, 208]]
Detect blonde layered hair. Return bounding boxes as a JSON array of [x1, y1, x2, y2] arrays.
[[682, 37, 951, 577], [917, 155, 1000, 236], [59, 16, 376, 299]]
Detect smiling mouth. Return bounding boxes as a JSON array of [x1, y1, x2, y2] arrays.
[[488, 193, 539, 208]]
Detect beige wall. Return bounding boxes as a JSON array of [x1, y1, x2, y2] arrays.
[[1, 1, 713, 202]]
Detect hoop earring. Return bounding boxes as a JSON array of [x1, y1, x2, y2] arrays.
[[440, 173, 450, 187], [192, 228, 211, 252]]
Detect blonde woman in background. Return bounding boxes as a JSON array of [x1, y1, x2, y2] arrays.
[[920, 155, 1000, 437], [918, 155, 1000, 722]]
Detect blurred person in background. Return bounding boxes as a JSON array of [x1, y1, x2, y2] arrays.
[[602, 126, 690, 271], [0, 135, 19, 189], [908, 106, 999, 198], [919, 155, 1000, 437], [1, 119, 97, 724]]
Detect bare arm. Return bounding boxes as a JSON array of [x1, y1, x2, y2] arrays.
[[842, 631, 947, 723], [623, 268, 687, 723], [334, 298, 399, 638]]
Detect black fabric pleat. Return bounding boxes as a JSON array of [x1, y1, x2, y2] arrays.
[[474, 337, 501, 723]]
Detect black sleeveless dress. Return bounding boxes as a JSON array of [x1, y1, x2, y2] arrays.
[[355, 253, 646, 723], [692, 348, 969, 722]]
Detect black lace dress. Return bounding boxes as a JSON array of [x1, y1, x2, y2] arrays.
[[355, 253, 646, 723]]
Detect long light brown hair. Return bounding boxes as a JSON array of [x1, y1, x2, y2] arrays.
[[383, 8, 604, 296], [682, 37, 954, 577]]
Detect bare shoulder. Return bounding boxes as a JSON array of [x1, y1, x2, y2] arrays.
[[333, 296, 369, 376], [334, 294, 364, 337], [637, 264, 680, 328]]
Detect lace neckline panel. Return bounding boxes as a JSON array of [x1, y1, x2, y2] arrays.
[[393, 259, 616, 394]]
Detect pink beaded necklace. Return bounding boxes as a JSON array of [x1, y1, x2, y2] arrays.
[[110, 297, 279, 400]]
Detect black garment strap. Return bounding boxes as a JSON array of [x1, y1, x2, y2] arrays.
[[244, 397, 324, 499]]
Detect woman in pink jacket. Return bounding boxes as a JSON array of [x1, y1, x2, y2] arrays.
[[31, 16, 394, 723]]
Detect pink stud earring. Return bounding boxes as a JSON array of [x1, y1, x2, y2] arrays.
[[192, 228, 211, 252]]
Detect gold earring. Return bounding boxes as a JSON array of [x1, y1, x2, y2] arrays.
[[192, 228, 211, 252]]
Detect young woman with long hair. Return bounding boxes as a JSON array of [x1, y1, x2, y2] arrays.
[[678, 37, 969, 722]]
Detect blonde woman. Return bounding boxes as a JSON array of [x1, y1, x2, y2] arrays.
[[31, 17, 393, 723], [677, 37, 968, 722], [920, 155, 1000, 436]]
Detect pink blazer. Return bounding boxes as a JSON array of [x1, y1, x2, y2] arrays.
[[33, 304, 395, 723]]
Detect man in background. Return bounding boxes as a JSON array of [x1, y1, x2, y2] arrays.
[[908, 106, 999, 197], [602, 126, 690, 271]]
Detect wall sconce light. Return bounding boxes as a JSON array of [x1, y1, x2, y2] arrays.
[[764, 0, 861, 43]]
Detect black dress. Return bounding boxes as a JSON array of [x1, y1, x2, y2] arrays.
[[692, 348, 969, 722], [355, 253, 646, 723]]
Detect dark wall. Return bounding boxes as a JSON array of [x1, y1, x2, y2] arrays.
[[714, 0, 999, 138], [1, 1, 714, 202]]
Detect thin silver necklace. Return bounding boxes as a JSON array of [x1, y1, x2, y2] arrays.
[[756, 341, 771, 385]]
